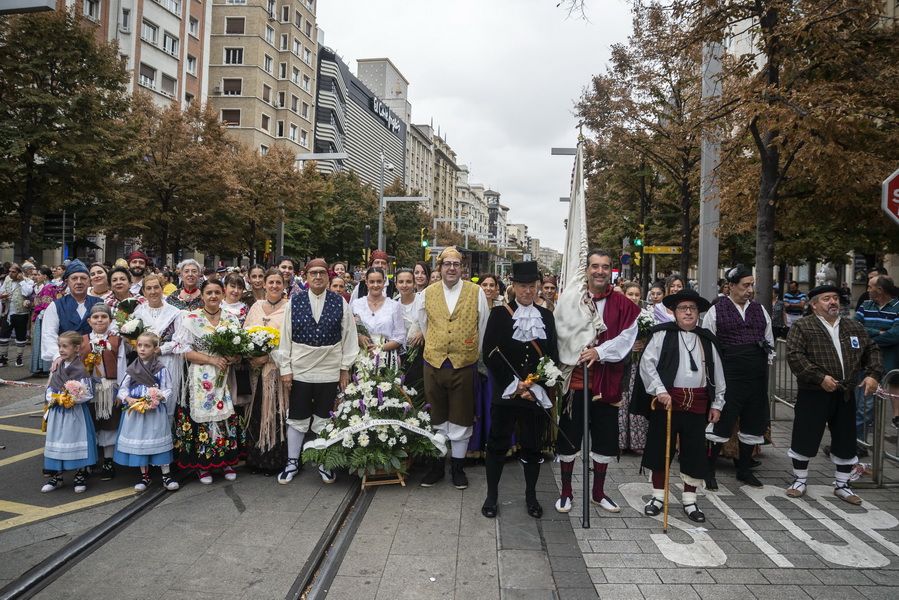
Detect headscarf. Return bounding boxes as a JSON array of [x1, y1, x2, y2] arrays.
[[127, 250, 150, 263], [370, 250, 389, 264], [63, 259, 89, 280], [49, 359, 89, 391], [125, 355, 164, 388], [305, 258, 328, 272]]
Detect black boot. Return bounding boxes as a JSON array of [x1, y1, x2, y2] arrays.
[[705, 443, 721, 491], [522, 459, 543, 519], [450, 458, 469, 490], [420, 457, 445, 487], [101, 458, 116, 481], [736, 442, 763, 487], [481, 453, 504, 518]]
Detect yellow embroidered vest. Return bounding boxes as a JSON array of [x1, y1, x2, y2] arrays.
[[423, 280, 480, 369]]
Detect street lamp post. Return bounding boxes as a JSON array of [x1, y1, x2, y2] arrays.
[[281, 152, 349, 257], [376, 153, 395, 251]]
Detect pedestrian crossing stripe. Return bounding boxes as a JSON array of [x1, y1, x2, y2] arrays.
[[0, 410, 43, 420], [0, 487, 136, 532], [0, 448, 44, 468], [0, 424, 44, 436]]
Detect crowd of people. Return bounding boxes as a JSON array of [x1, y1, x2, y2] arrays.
[[2, 247, 897, 523]]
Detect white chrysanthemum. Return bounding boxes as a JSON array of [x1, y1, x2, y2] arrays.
[[405, 417, 421, 428], [378, 432, 388, 442], [342, 435, 354, 448], [348, 415, 362, 427], [358, 433, 370, 447], [377, 382, 392, 392], [417, 411, 430, 422], [387, 437, 396, 447], [399, 435, 407, 444]]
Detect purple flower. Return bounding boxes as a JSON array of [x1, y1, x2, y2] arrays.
[[403, 404, 410, 415], [423, 403, 431, 411], [358, 398, 365, 413], [376, 387, 384, 406], [352, 373, 359, 383], [374, 353, 381, 369], [329, 410, 335, 418]]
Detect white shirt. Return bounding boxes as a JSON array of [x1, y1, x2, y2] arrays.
[[277, 290, 360, 382], [130, 279, 144, 296], [816, 315, 844, 379], [702, 297, 775, 361], [351, 296, 406, 347], [591, 296, 640, 363], [399, 293, 423, 338], [41, 297, 89, 363], [640, 329, 727, 410], [417, 280, 491, 352]]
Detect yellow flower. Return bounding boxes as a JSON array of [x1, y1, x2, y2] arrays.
[[198, 431, 209, 442], [181, 421, 191, 432]]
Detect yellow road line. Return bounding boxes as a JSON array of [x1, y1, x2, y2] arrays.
[[0, 487, 136, 532], [0, 410, 43, 420], [0, 448, 44, 468], [0, 424, 45, 436]]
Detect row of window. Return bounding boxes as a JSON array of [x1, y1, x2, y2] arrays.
[[142, 20, 180, 57], [222, 48, 312, 93], [224, 17, 313, 66], [138, 63, 178, 97], [220, 79, 311, 118], [220, 109, 309, 146], [119, 8, 199, 38]]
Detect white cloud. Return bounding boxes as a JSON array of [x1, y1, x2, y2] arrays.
[[316, 0, 633, 250]]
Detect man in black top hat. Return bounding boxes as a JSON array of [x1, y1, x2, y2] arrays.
[[633, 289, 727, 523], [481, 261, 559, 519]]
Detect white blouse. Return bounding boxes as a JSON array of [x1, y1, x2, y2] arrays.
[[351, 296, 406, 347]]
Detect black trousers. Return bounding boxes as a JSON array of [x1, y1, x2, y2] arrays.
[[710, 344, 769, 440], [487, 402, 546, 463], [287, 381, 338, 423], [790, 388, 857, 461], [642, 409, 708, 481], [0, 314, 28, 346], [557, 390, 618, 458]]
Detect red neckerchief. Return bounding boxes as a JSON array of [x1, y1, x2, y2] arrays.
[[591, 286, 613, 301], [181, 287, 198, 295]]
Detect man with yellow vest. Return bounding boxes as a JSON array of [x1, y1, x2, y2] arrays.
[[418, 247, 490, 489]]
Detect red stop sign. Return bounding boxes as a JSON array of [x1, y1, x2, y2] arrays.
[[884, 167, 899, 227]]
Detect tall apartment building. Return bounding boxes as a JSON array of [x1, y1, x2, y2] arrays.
[[406, 123, 433, 198], [427, 126, 459, 223], [486, 189, 509, 247], [506, 223, 528, 248], [208, 0, 318, 155], [456, 166, 489, 243], [313, 43, 406, 187]]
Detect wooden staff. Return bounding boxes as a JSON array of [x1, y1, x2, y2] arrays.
[[663, 401, 672, 534]]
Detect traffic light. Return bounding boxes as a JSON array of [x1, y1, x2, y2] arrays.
[[634, 223, 645, 248], [420, 227, 430, 248], [423, 247, 431, 262], [633, 250, 641, 266], [264, 239, 272, 255]]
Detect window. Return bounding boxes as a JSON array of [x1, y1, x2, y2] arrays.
[[121, 8, 131, 32], [279, 62, 287, 78], [306, 0, 314, 9], [301, 74, 311, 92], [277, 121, 284, 136], [84, 0, 100, 21], [225, 17, 245, 35], [162, 32, 179, 56], [265, 25, 274, 44], [161, 74, 177, 97], [280, 34, 288, 50], [291, 66, 299, 84], [277, 91, 285, 107], [290, 95, 298, 112], [264, 54, 273, 73], [267, 0, 276, 18], [224, 48, 243, 64], [288, 123, 297, 141], [294, 10, 302, 28], [281, 5, 289, 22], [157, 0, 181, 14], [261, 114, 270, 132], [293, 39, 301, 56], [302, 47, 311, 65], [221, 109, 241, 126], [301, 102, 309, 118], [189, 17, 199, 37], [185, 92, 194, 105], [186, 54, 197, 75], [262, 84, 271, 103], [222, 79, 242, 95], [300, 129, 308, 146], [139, 63, 156, 89], [141, 20, 158, 44], [260, 145, 269, 156], [304, 21, 312, 38]]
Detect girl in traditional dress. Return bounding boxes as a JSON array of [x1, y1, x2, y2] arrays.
[[167, 259, 204, 311], [395, 268, 424, 391], [172, 279, 243, 484], [479, 274, 506, 308], [243, 264, 267, 307], [82, 304, 126, 480], [41, 331, 96, 493], [87, 263, 110, 298], [652, 275, 684, 324], [30, 267, 61, 376], [413, 261, 431, 293], [244, 268, 289, 475], [133, 274, 183, 424], [222, 272, 250, 324], [351, 268, 406, 367], [114, 331, 178, 492], [617, 281, 649, 454]]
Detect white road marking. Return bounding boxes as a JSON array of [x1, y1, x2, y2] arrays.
[[807, 485, 899, 557]]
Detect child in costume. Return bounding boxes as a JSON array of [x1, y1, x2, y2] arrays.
[[114, 331, 178, 492], [42, 331, 96, 493]]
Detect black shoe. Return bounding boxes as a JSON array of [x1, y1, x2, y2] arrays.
[[14, 355, 23, 367], [450, 458, 468, 490], [526, 497, 543, 519], [705, 477, 718, 492], [737, 470, 764, 487], [481, 500, 498, 518], [101, 459, 115, 481], [683, 503, 706, 523], [644, 497, 663, 516], [420, 459, 445, 487]]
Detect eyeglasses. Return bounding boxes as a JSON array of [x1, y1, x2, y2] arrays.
[[307, 270, 328, 278], [442, 261, 462, 268], [675, 306, 698, 313]]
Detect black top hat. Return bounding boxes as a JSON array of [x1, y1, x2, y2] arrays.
[[511, 261, 541, 283], [662, 288, 711, 313]]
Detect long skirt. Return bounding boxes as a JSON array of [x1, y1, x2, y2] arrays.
[[44, 403, 98, 472], [618, 361, 648, 452], [30, 319, 50, 374], [245, 371, 288, 472], [173, 405, 244, 470], [467, 371, 495, 457]]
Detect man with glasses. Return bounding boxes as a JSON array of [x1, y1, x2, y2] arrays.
[[634, 289, 726, 523], [702, 264, 775, 490], [277, 258, 359, 484], [418, 247, 490, 489]]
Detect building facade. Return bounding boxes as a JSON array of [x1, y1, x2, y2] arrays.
[[455, 167, 489, 243], [406, 123, 433, 197], [313, 44, 406, 187], [208, 0, 318, 155], [485, 189, 508, 248], [429, 127, 458, 223]]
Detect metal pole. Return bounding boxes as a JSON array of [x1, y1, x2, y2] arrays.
[[276, 207, 285, 258], [582, 364, 590, 529], [651, 255, 657, 281], [698, 25, 723, 299], [872, 391, 886, 488], [377, 155, 385, 250]]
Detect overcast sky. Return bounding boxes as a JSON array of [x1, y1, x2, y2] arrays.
[[316, 0, 633, 251]]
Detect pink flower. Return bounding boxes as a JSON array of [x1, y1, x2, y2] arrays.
[[216, 401, 224, 410], [202, 381, 212, 391]]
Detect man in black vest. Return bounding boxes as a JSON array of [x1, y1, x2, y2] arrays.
[[633, 289, 726, 522], [481, 261, 559, 519]]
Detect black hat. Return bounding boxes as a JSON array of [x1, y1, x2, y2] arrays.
[[725, 264, 753, 284], [808, 284, 841, 300], [511, 261, 541, 283], [662, 288, 711, 313]]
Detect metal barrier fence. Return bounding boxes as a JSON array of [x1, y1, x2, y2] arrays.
[[768, 338, 899, 488]]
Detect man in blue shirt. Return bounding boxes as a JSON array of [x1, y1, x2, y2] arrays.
[[782, 281, 808, 329], [856, 275, 899, 432]]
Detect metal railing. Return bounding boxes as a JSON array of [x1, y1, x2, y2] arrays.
[[768, 338, 796, 419]]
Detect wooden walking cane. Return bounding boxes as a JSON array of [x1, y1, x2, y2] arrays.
[[662, 401, 673, 534], [582, 363, 590, 529]]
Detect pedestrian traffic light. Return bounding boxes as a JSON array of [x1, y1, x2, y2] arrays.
[[634, 223, 645, 247], [420, 227, 430, 248], [424, 247, 431, 262], [264, 239, 272, 254], [633, 251, 641, 266]]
